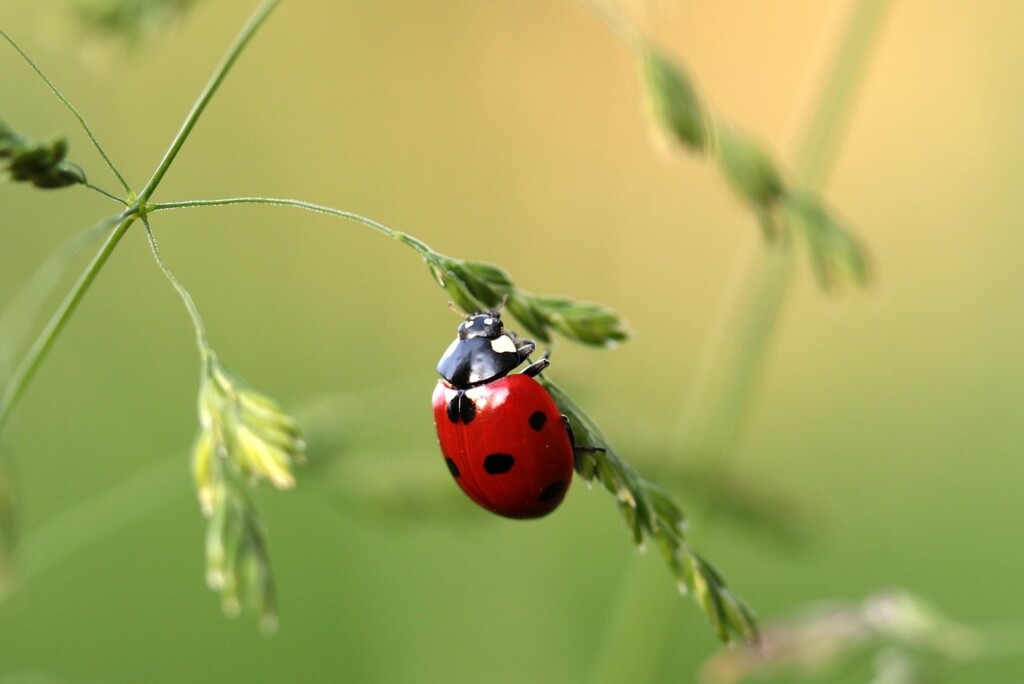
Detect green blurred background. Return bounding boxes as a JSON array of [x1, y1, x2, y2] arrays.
[[1, 1, 1022, 682]]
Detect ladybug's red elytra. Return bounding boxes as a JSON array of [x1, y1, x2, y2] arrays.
[[432, 311, 574, 518]]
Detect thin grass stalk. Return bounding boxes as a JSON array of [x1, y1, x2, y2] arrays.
[[673, 0, 891, 464], [591, 2, 891, 681]]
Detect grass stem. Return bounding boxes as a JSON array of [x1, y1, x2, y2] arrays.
[[150, 196, 435, 260], [138, 0, 280, 202], [674, 0, 890, 465], [141, 218, 210, 353]]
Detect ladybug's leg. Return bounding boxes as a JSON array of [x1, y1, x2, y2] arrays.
[[521, 357, 550, 377], [562, 414, 605, 455], [562, 414, 575, 446], [515, 339, 537, 365]]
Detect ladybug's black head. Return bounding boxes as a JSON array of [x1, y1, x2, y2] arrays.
[[458, 312, 504, 341], [438, 311, 535, 388]]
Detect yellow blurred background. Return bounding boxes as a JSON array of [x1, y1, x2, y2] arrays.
[[0, 1, 1021, 682]]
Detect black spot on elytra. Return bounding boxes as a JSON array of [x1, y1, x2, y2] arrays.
[[483, 453, 515, 474], [528, 411, 547, 431], [445, 458, 460, 478], [446, 392, 476, 424], [539, 481, 566, 502]]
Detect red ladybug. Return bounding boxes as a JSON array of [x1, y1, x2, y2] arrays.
[[432, 311, 574, 518]]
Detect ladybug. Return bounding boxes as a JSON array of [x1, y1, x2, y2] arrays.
[[432, 311, 574, 519]]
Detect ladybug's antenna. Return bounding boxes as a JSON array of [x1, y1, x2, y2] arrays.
[[488, 294, 509, 317], [446, 301, 470, 320]]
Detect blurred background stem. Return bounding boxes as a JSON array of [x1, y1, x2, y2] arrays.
[[673, 0, 891, 466], [591, 1, 891, 681]]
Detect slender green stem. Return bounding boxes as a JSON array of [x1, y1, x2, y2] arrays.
[[0, 28, 131, 195], [137, 0, 280, 202], [791, 0, 892, 183], [141, 218, 210, 353], [83, 181, 129, 205], [149, 196, 435, 259], [0, 210, 137, 430], [150, 197, 398, 238], [671, 237, 792, 460], [591, 561, 678, 684]]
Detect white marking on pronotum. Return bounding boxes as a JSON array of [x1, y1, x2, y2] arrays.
[[483, 317, 495, 325], [490, 335, 517, 354]]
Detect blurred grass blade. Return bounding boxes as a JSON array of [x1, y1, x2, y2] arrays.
[[0, 220, 112, 385]]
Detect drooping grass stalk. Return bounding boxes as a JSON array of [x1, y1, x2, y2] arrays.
[[148, 198, 428, 254], [141, 218, 210, 354], [591, 2, 891, 681]]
